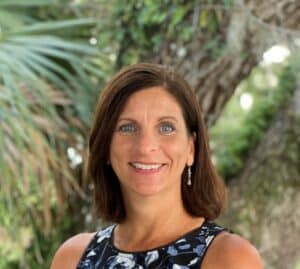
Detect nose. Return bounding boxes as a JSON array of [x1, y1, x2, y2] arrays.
[[135, 129, 158, 154]]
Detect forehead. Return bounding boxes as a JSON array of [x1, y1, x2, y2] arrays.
[[119, 87, 183, 116]]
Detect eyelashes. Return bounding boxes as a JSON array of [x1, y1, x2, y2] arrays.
[[116, 122, 176, 135], [117, 123, 138, 134], [158, 123, 175, 134]]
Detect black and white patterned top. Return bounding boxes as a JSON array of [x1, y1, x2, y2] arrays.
[[76, 221, 225, 269]]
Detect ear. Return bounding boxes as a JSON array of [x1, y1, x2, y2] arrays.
[[187, 132, 196, 166]]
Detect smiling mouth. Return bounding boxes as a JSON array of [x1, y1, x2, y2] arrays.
[[129, 162, 164, 170]]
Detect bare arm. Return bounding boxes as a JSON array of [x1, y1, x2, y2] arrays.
[[50, 233, 95, 269], [201, 232, 264, 269]]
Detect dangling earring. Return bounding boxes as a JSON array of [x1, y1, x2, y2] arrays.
[[187, 166, 192, 186]]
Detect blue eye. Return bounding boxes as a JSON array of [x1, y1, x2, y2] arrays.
[[117, 123, 138, 134], [159, 123, 175, 134]]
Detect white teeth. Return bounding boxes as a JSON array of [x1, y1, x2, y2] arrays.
[[131, 163, 162, 170]]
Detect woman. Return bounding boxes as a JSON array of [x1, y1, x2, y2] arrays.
[[51, 63, 263, 269]]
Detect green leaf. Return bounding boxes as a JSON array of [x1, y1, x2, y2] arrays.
[[172, 6, 187, 26], [0, 0, 53, 7], [223, 0, 233, 10], [199, 10, 208, 29], [9, 18, 96, 35], [8, 35, 99, 55], [0, 10, 30, 31]]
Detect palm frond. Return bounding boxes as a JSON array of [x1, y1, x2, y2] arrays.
[[0, 0, 53, 6], [0, 2, 112, 267], [8, 18, 97, 35]]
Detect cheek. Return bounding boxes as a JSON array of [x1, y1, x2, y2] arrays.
[[109, 139, 126, 178], [110, 136, 132, 162], [163, 137, 191, 161]]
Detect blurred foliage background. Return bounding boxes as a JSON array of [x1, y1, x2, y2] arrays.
[[0, 0, 299, 268]]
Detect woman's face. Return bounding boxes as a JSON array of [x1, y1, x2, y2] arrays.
[[109, 87, 195, 198]]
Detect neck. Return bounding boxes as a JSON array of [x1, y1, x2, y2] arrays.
[[123, 185, 186, 225], [114, 190, 204, 251]]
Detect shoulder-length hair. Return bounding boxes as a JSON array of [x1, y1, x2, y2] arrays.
[[87, 63, 226, 223]]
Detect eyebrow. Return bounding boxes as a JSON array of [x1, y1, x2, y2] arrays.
[[117, 116, 178, 122], [158, 116, 178, 122]]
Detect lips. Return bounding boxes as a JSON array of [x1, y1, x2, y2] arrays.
[[129, 162, 164, 170]]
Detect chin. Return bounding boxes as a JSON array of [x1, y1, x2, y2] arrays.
[[129, 180, 177, 198], [132, 184, 165, 197], [120, 174, 178, 198]]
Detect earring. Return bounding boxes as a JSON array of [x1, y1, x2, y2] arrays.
[[187, 166, 192, 186]]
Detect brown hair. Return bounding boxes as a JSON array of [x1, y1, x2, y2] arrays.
[[87, 63, 226, 223]]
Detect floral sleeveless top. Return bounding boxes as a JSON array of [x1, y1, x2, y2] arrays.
[[76, 221, 225, 269]]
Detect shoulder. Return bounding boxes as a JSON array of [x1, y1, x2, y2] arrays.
[[202, 231, 264, 269], [50, 232, 96, 269]]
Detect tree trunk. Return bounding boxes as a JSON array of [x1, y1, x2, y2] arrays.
[[152, 0, 300, 127], [219, 78, 300, 269]]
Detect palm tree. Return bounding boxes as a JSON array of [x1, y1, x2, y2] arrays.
[[0, 1, 110, 267]]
